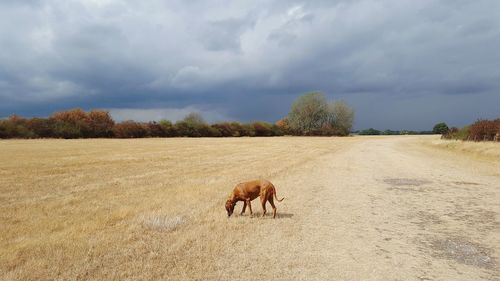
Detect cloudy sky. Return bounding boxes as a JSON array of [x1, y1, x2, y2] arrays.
[[1, 0, 499, 130]]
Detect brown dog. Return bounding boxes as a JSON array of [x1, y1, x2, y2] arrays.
[[225, 179, 284, 218]]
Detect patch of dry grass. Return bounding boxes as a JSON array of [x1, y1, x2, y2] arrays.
[[0, 137, 351, 280], [139, 213, 185, 232], [424, 137, 500, 162]]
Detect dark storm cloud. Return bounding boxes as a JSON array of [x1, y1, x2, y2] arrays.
[[1, 0, 499, 129]]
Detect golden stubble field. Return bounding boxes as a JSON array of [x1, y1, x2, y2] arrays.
[[1, 136, 499, 280], [0, 137, 353, 280]]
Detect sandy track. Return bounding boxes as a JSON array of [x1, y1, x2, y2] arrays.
[[213, 136, 499, 280], [1, 136, 498, 280]]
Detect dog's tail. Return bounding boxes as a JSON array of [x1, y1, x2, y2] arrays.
[[273, 188, 285, 202]]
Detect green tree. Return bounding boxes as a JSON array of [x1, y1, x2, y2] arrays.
[[287, 92, 328, 135], [359, 128, 381, 135], [432, 122, 449, 135], [159, 120, 176, 137], [175, 112, 212, 137], [326, 100, 354, 136], [183, 112, 206, 125]]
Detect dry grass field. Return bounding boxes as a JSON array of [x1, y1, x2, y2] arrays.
[[425, 138, 500, 163], [1, 136, 499, 280]]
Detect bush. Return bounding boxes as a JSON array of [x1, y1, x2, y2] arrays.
[[0, 115, 35, 138], [113, 121, 148, 138], [433, 122, 449, 135], [159, 120, 176, 137], [229, 122, 246, 137], [145, 121, 165, 137], [252, 122, 273, 136], [183, 112, 205, 125], [359, 128, 381, 135], [196, 123, 221, 137], [172, 112, 216, 137], [174, 121, 197, 137], [241, 123, 256, 137], [382, 130, 400, 135], [50, 108, 91, 138], [0, 121, 6, 138], [212, 122, 237, 137], [275, 118, 291, 135], [469, 119, 498, 141], [26, 118, 54, 138], [52, 120, 82, 139], [88, 110, 115, 137]]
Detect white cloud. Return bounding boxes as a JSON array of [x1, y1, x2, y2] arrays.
[[1, 0, 500, 129]]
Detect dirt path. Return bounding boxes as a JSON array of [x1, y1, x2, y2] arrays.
[[213, 137, 499, 280]]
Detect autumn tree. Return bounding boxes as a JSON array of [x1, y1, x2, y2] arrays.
[[88, 110, 115, 137], [50, 108, 90, 138]]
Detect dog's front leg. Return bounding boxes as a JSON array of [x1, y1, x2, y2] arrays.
[[240, 201, 247, 215], [246, 199, 253, 216]]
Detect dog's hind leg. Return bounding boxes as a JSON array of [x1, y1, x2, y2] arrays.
[[240, 201, 247, 215], [269, 197, 277, 218], [260, 196, 267, 217]]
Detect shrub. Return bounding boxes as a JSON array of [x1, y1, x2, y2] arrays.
[[0, 115, 35, 138], [382, 130, 400, 135], [174, 121, 197, 137], [275, 118, 291, 135], [229, 122, 246, 137], [145, 121, 165, 137], [52, 120, 82, 139], [240, 123, 256, 137], [173, 112, 216, 137], [196, 123, 221, 137], [113, 121, 148, 138], [315, 124, 336, 136], [360, 128, 376, 135], [0, 120, 6, 138], [26, 118, 54, 138], [433, 122, 449, 135], [88, 110, 115, 137], [50, 108, 91, 138], [270, 124, 284, 136], [469, 119, 496, 141], [159, 120, 176, 137], [210, 122, 248, 137], [211, 122, 235, 137], [252, 122, 274, 136], [359, 128, 381, 135], [183, 112, 206, 126]]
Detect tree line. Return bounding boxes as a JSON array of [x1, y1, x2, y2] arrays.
[[0, 110, 285, 139], [440, 119, 500, 141], [355, 128, 433, 135], [0, 92, 355, 139]]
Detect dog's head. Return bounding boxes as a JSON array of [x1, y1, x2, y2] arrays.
[[225, 200, 235, 217]]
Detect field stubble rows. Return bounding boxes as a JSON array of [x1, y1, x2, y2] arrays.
[[0, 136, 499, 280], [0, 137, 352, 280]]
